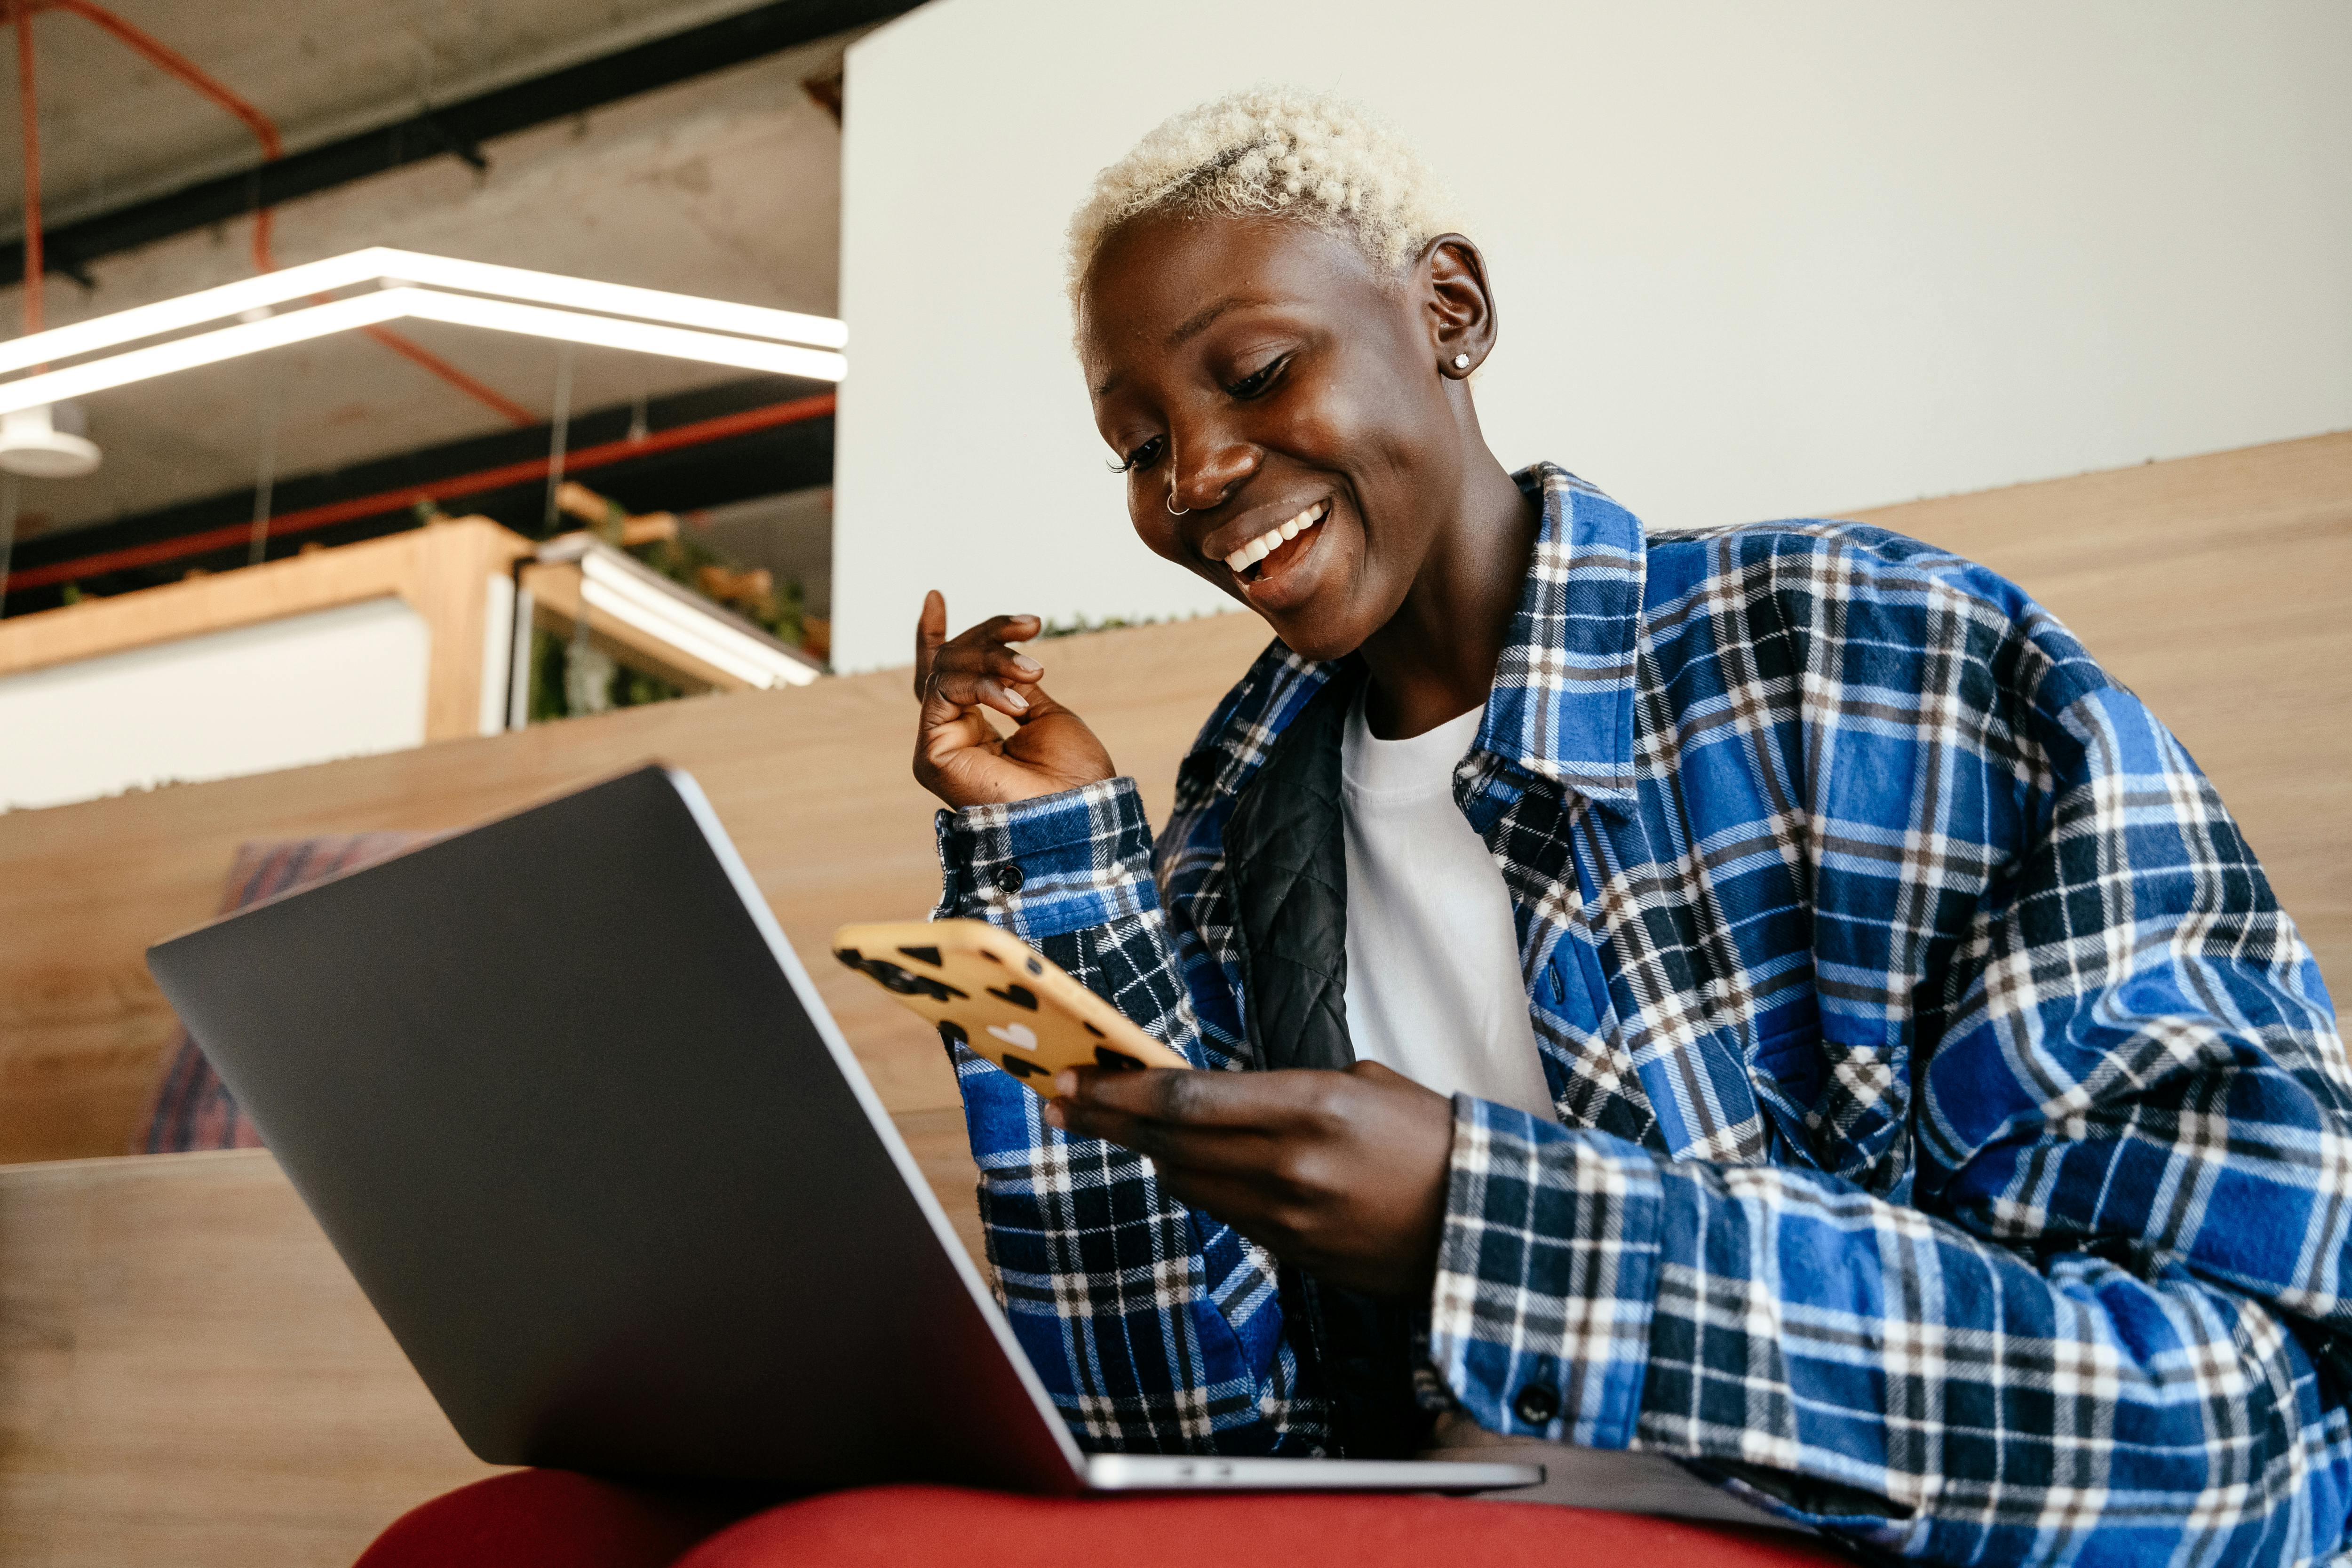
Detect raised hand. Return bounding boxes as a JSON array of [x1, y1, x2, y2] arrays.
[[912, 590, 1118, 810]]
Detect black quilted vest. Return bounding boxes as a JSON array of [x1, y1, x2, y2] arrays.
[[1221, 659, 1430, 1460]]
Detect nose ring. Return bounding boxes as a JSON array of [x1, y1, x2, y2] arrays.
[[1167, 491, 1190, 516]]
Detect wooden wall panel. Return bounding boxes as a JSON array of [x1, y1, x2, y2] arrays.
[[0, 1150, 502, 1568], [0, 605, 1272, 1166], [1848, 430, 2351, 975], [0, 432, 2342, 1175]]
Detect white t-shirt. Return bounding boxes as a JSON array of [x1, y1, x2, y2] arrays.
[[1342, 688, 1801, 1532], [1339, 688, 1557, 1119]]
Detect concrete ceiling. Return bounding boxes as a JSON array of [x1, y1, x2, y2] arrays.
[[3, 0, 791, 227], [0, 0, 856, 544]]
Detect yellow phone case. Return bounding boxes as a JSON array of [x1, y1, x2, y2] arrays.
[[831, 918, 1192, 1093]]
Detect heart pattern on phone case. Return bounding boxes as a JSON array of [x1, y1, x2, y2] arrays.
[[986, 1021, 1039, 1051]]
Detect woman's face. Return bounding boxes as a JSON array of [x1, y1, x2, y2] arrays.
[[1078, 212, 1478, 662]]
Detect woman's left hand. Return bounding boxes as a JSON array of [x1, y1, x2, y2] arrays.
[[1045, 1061, 1455, 1298]]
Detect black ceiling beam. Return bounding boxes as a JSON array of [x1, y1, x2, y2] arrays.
[[0, 0, 917, 288]]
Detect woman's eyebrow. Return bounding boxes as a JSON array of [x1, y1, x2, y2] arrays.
[[1091, 293, 1284, 396], [1166, 293, 1273, 349]]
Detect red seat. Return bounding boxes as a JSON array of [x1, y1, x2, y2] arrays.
[[352, 1470, 753, 1568], [358, 1471, 1851, 1568]]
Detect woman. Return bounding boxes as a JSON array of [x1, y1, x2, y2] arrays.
[[909, 89, 2350, 1564]]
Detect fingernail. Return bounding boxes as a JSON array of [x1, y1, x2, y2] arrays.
[[1001, 687, 1029, 711], [1054, 1070, 1079, 1096], [1042, 1101, 1065, 1129], [1012, 655, 1042, 678]]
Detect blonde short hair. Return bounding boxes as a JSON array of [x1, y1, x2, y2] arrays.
[[1066, 87, 1463, 318]]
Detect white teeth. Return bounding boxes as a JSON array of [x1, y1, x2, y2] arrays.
[[1222, 501, 1327, 572]]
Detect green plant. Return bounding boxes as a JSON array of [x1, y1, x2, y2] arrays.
[[526, 628, 681, 722]]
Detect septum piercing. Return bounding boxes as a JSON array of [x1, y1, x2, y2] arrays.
[[1452, 353, 1471, 369]]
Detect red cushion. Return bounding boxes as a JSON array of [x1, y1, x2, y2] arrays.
[[353, 1470, 757, 1568], [358, 1474, 1851, 1568], [679, 1485, 1849, 1568]]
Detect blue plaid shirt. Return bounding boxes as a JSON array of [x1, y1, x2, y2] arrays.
[[932, 465, 2351, 1563]]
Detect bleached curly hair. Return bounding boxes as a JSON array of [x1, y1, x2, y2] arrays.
[[1066, 87, 1464, 318]]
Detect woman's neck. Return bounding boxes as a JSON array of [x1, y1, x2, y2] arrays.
[[1356, 446, 1538, 741]]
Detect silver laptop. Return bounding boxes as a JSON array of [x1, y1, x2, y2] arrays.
[[147, 764, 1539, 1497]]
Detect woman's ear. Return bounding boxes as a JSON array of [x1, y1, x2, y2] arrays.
[[1420, 234, 1496, 380]]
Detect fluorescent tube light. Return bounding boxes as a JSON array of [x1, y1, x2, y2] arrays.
[[0, 249, 390, 378], [0, 246, 847, 381], [399, 291, 847, 381], [581, 578, 779, 688], [580, 576, 817, 689], [0, 277, 846, 418], [579, 551, 818, 688], [0, 289, 418, 416], [580, 551, 818, 686], [380, 253, 846, 350]]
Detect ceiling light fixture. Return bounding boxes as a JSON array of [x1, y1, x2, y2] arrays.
[[397, 292, 844, 381], [0, 401, 100, 478], [0, 247, 848, 416], [542, 537, 819, 690]]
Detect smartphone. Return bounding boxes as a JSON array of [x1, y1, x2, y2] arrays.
[[831, 918, 1192, 1094]]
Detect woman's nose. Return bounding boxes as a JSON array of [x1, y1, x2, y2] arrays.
[[1167, 434, 1259, 513]]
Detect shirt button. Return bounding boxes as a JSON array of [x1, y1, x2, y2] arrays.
[[993, 863, 1025, 894], [1512, 1383, 1560, 1427]]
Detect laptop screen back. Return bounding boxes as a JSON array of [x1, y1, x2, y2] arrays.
[[147, 765, 1077, 1491]]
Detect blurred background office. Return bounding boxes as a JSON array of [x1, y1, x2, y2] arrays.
[[0, 4, 2342, 1565]]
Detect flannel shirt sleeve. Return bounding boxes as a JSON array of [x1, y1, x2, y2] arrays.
[[933, 777, 1307, 1454], [1432, 684, 2352, 1562]]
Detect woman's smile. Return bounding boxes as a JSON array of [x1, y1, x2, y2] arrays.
[[1217, 497, 1328, 575], [1202, 495, 1335, 611]]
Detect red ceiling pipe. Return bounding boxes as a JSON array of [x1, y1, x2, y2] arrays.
[[17, 0, 535, 427], [350, 321, 537, 427], [1, 391, 835, 593], [12, 0, 41, 336], [40, 0, 278, 273]]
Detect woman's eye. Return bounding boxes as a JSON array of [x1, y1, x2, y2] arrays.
[[1109, 437, 1164, 474], [1226, 358, 1285, 399]]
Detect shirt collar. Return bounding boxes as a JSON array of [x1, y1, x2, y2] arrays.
[[1473, 463, 1646, 805]]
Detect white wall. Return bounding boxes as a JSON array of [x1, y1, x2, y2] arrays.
[[832, 0, 2352, 674], [0, 599, 431, 811]]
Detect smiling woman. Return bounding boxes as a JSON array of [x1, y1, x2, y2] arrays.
[[902, 88, 2352, 1568]]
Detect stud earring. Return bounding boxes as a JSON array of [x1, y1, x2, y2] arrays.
[[1451, 353, 1470, 370]]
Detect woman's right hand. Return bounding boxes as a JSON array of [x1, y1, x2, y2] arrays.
[[912, 591, 1117, 810]]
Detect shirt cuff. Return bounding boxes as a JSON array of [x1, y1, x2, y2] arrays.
[[933, 776, 1160, 943], [1429, 1094, 1666, 1450]]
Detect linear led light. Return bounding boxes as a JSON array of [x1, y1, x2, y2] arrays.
[[0, 250, 397, 376], [580, 556, 816, 688], [0, 287, 847, 418], [0, 245, 846, 380], [399, 291, 846, 381], [0, 289, 416, 414], [580, 578, 809, 689], [578, 555, 818, 689], [381, 253, 846, 350]]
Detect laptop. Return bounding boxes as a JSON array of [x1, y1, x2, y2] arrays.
[[147, 765, 1541, 1497]]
